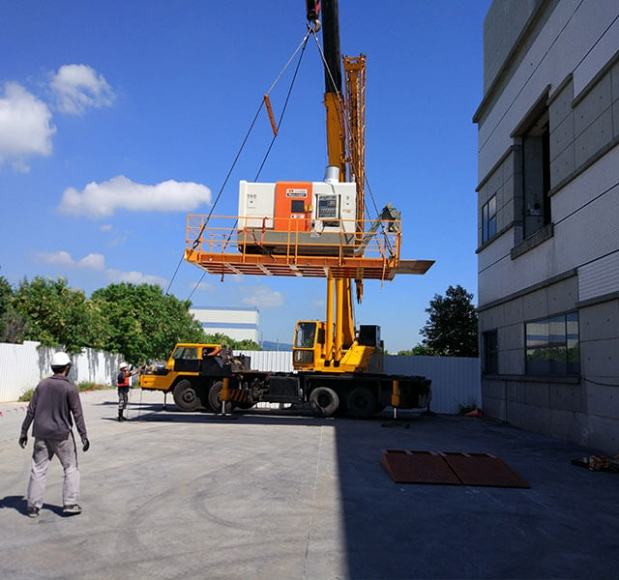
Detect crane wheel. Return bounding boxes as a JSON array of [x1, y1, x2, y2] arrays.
[[309, 387, 339, 417], [173, 380, 201, 412], [208, 381, 224, 413], [347, 387, 377, 419]]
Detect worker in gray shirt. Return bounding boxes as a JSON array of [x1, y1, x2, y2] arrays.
[[19, 351, 90, 518]]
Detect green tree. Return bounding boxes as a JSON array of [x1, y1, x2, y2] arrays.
[[203, 332, 262, 351], [12, 276, 104, 353], [0, 270, 28, 343], [397, 344, 433, 356], [91, 283, 206, 363], [420, 285, 478, 357], [0, 271, 12, 340], [234, 338, 262, 351]]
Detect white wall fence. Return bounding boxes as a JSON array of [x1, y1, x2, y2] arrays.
[[0, 341, 122, 403], [0, 343, 480, 414]]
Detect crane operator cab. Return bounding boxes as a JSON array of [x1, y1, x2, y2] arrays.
[[293, 321, 325, 369], [292, 320, 384, 373]]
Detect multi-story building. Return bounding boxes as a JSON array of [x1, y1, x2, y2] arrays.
[[474, 0, 619, 453]]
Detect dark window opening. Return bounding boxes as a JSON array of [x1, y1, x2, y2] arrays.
[[483, 330, 498, 374], [482, 195, 497, 244], [522, 109, 551, 238], [290, 200, 305, 213]]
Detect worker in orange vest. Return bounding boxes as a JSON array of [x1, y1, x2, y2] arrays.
[[116, 363, 141, 422]]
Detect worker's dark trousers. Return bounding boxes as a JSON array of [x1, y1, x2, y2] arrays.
[[118, 387, 129, 414], [27, 434, 80, 509]]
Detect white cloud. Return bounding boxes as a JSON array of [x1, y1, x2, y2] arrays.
[[58, 175, 211, 219], [191, 281, 213, 292], [79, 253, 106, 270], [0, 82, 56, 169], [35, 251, 105, 270], [241, 285, 284, 309], [106, 268, 167, 287], [50, 64, 116, 115], [34, 250, 166, 286]]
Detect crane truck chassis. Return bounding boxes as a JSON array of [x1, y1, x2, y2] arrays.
[[139, 342, 431, 419]]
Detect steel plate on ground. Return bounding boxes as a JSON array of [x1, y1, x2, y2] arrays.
[[441, 452, 530, 488], [381, 450, 531, 488], [381, 450, 461, 485]]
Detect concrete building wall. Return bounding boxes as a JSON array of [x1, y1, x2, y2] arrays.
[[482, 0, 544, 93], [475, 0, 619, 454]]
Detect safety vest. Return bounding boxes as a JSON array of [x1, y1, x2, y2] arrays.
[[117, 372, 130, 388]]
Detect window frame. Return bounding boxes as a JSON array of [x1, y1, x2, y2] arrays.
[[525, 312, 580, 376], [481, 195, 497, 244]]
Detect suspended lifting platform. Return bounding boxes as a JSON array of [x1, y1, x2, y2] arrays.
[[184, 214, 434, 281]]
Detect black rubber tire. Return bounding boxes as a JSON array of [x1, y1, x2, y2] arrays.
[[173, 380, 201, 412], [208, 381, 224, 413], [347, 387, 377, 419], [200, 384, 213, 410], [309, 386, 340, 417]]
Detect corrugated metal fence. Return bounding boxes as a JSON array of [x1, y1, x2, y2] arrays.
[[382, 355, 481, 414], [0, 342, 480, 414], [225, 351, 480, 414]]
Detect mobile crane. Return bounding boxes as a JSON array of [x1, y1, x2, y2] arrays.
[[140, 0, 434, 418]]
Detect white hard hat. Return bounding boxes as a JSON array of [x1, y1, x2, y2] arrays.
[[120, 362, 128, 369], [51, 351, 71, 367]]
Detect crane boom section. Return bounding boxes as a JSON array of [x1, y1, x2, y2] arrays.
[[344, 55, 366, 229]]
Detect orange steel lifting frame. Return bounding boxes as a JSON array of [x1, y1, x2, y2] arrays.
[[184, 214, 434, 281]]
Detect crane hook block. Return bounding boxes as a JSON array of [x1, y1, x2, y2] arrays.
[[306, 0, 321, 24], [306, 0, 321, 32], [307, 19, 321, 33]]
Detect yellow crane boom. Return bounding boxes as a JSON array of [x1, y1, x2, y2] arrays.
[[184, 0, 434, 372]]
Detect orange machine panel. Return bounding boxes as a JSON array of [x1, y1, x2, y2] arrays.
[[274, 182, 312, 232]]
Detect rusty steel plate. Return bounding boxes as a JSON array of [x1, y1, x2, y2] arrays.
[[382, 450, 530, 488], [381, 450, 461, 485], [441, 452, 530, 488]]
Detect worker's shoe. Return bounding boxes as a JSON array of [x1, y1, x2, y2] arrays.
[[27, 506, 40, 518], [117, 412, 125, 422], [63, 504, 82, 516]]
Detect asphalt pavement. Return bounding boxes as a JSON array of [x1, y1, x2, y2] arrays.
[[0, 388, 618, 580]]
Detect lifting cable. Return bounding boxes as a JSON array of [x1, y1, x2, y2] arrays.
[[309, 30, 393, 257], [176, 28, 313, 300]]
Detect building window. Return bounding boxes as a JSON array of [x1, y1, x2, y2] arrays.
[[482, 195, 497, 244], [525, 312, 579, 375], [483, 330, 498, 374], [522, 109, 551, 238]]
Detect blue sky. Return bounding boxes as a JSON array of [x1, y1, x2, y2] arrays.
[[0, 0, 491, 352]]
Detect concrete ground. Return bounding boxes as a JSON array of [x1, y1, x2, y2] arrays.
[[0, 389, 618, 580]]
